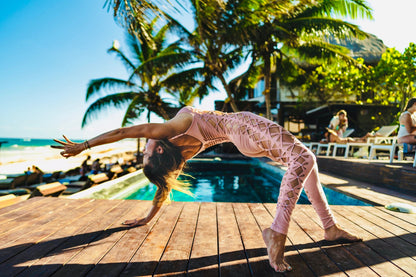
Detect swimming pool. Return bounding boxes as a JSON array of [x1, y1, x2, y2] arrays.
[[125, 159, 371, 206]]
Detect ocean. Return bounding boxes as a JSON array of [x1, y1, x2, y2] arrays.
[[0, 137, 139, 175], [0, 137, 78, 164]]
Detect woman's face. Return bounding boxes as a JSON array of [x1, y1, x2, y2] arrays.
[[143, 139, 157, 166], [339, 113, 346, 121]]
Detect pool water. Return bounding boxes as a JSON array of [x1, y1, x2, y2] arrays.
[[125, 160, 371, 206]]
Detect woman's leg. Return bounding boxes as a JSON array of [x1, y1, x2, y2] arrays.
[[263, 135, 360, 272], [271, 144, 335, 234], [398, 135, 416, 144]]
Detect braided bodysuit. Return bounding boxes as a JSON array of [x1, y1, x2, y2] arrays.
[[171, 107, 336, 234]]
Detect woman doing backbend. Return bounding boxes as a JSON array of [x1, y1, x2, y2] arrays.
[[52, 106, 361, 273]]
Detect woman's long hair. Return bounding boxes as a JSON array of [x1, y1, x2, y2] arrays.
[[143, 138, 192, 206], [404, 97, 416, 111]]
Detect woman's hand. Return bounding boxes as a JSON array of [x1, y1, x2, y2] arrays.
[[122, 218, 149, 227], [51, 135, 85, 158]]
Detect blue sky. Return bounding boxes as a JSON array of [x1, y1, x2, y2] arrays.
[[0, 0, 415, 139]]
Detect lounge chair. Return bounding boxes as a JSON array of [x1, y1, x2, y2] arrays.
[[367, 125, 398, 144], [342, 128, 355, 138], [42, 171, 62, 183], [61, 179, 93, 195], [0, 194, 30, 209], [25, 172, 42, 186], [9, 175, 28, 189], [29, 182, 67, 198], [0, 178, 13, 189], [333, 141, 372, 158], [89, 173, 109, 185], [367, 125, 399, 161], [316, 128, 355, 156], [0, 188, 31, 196]]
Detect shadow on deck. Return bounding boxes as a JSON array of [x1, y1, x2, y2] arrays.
[[0, 197, 415, 276]]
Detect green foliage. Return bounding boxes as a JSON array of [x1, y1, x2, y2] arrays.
[[372, 43, 416, 110], [302, 57, 369, 103], [302, 42, 416, 123]]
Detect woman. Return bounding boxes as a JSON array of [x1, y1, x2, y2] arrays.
[[327, 110, 348, 141], [398, 97, 416, 145], [52, 106, 361, 273]]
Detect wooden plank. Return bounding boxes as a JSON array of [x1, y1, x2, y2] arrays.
[[293, 206, 378, 277], [11, 199, 127, 277], [154, 202, 200, 276], [47, 200, 138, 277], [82, 200, 160, 277], [0, 197, 56, 228], [119, 201, 185, 277], [0, 198, 103, 276], [264, 203, 347, 277], [232, 202, 276, 276], [0, 198, 91, 253], [347, 206, 416, 263], [48, 200, 139, 277], [187, 202, 219, 277], [332, 206, 415, 276], [363, 206, 416, 235], [0, 196, 43, 216], [0, 197, 82, 240], [248, 202, 314, 277], [302, 205, 401, 276], [216, 202, 251, 276], [374, 206, 416, 227]]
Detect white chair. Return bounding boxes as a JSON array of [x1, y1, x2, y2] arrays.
[[307, 142, 320, 154], [368, 137, 398, 162], [316, 142, 336, 156], [342, 128, 355, 138], [367, 125, 398, 144], [316, 128, 354, 156], [335, 142, 372, 158]]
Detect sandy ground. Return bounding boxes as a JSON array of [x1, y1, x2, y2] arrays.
[[0, 141, 139, 176]]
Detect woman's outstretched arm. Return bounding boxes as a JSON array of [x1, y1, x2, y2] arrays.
[[52, 113, 192, 158], [51, 123, 171, 158]]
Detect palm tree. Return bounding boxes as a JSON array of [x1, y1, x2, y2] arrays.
[[231, 0, 374, 119], [104, 0, 374, 117], [105, 0, 252, 113], [82, 18, 196, 128]]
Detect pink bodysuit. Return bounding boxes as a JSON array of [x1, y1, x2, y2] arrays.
[[172, 106, 336, 234]]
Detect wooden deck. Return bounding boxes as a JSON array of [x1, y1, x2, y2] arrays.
[[0, 197, 415, 276]]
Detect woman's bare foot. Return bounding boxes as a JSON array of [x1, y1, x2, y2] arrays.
[[324, 224, 362, 242], [121, 218, 148, 227], [262, 228, 292, 272]]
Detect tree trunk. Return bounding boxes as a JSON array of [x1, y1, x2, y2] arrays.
[[263, 54, 272, 120], [217, 73, 240, 112]]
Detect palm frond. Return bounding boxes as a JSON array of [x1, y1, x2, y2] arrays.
[[121, 94, 147, 126], [86, 78, 138, 101], [293, 41, 355, 64], [107, 46, 136, 72], [82, 92, 138, 127], [297, 0, 373, 20], [162, 67, 203, 89], [287, 17, 368, 40]]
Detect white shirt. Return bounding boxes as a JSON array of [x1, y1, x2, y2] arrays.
[[398, 111, 416, 138]]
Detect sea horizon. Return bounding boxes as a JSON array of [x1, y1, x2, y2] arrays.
[[0, 137, 139, 175]]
